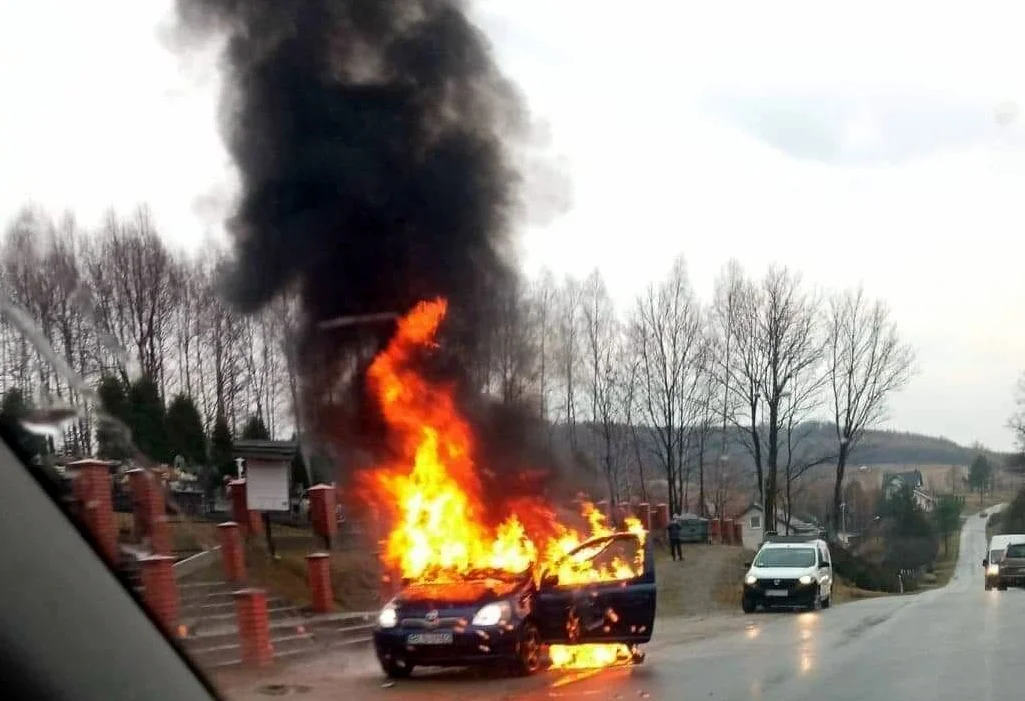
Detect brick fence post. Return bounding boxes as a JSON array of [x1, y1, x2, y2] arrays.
[[308, 485, 336, 549], [306, 553, 334, 613], [69, 459, 119, 566], [147, 476, 173, 556], [127, 468, 151, 542], [234, 589, 274, 668], [638, 502, 651, 531], [654, 503, 670, 531], [230, 479, 263, 538], [139, 554, 179, 636], [218, 522, 246, 582]]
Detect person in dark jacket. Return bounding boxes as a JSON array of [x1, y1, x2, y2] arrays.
[[667, 517, 683, 561]]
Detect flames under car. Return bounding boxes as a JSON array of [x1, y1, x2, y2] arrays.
[[373, 532, 657, 678]]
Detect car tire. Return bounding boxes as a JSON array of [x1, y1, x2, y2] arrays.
[[808, 594, 822, 612], [741, 596, 756, 614], [998, 584, 1008, 591], [822, 595, 831, 609], [380, 658, 414, 679], [511, 621, 543, 676]]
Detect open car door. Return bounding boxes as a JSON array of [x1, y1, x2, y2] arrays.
[[534, 532, 656, 645]]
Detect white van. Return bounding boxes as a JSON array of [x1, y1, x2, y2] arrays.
[[983, 534, 1025, 591], [742, 534, 833, 612]]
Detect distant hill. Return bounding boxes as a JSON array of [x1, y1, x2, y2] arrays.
[[544, 420, 1008, 490]]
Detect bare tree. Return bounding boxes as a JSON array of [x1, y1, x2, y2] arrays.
[[629, 256, 703, 516], [554, 275, 584, 450], [581, 269, 624, 505], [490, 275, 539, 406], [85, 207, 181, 386], [757, 266, 823, 531], [825, 287, 915, 534], [530, 269, 558, 423]]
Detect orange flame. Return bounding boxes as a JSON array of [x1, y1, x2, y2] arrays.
[[358, 299, 648, 667]]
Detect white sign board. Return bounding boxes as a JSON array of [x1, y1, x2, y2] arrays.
[[245, 457, 290, 512]]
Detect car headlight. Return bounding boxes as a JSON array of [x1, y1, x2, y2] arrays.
[[798, 575, 814, 585], [987, 564, 1000, 576], [744, 574, 757, 585], [471, 601, 511, 626], [378, 604, 398, 629]]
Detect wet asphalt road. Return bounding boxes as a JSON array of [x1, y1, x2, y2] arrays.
[[226, 508, 1016, 701]]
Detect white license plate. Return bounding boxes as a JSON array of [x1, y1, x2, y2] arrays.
[[765, 589, 789, 597], [406, 632, 454, 645]]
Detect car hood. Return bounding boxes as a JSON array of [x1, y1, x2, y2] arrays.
[[395, 577, 529, 609], [748, 566, 815, 579]]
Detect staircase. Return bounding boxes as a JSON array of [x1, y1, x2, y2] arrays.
[[177, 580, 376, 670]]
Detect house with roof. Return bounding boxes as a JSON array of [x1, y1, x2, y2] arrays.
[[732, 502, 821, 551], [882, 469, 936, 512]]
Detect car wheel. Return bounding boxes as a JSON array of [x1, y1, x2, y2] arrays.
[[511, 621, 543, 676], [808, 593, 822, 612], [822, 595, 831, 609], [380, 658, 414, 679], [742, 596, 756, 614], [998, 584, 1008, 591]]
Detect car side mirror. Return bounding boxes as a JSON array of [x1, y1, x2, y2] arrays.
[[982, 559, 989, 568], [743, 561, 751, 569]]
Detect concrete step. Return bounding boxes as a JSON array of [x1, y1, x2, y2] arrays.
[[309, 622, 375, 648], [183, 605, 300, 626], [180, 597, 291, 619], [186, 634, 318, 670], [184, 617, 318, 649]]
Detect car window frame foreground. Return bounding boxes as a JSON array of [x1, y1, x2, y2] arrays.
[[0, 423, 221, 701]]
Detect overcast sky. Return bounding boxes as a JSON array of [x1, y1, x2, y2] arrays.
[[3, 1, 1025, 450]]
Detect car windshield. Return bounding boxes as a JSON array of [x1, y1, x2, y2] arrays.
[[1005, 544, 1025, 558], [753, 547, 817, 568]]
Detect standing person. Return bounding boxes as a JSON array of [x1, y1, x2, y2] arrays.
[[667, 516, 683, 562]]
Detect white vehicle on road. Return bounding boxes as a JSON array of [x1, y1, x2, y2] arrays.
[[742, 534, 834, 612]]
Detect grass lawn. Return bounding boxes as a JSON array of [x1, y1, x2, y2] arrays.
[[180, 523, 383, 613], [928, 524, 962, 589]]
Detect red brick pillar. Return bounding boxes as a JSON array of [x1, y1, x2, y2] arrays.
[[127, 468, 151, 541], [146, 477, 173, 556], [218, 522, 246, 582], [306, 553, 334, 613], [638, 503, 651, 531], [140, 554, 179, 635], [654, 503, 670, 531], [71, 460, 118, 566], [229, 480, 249, 536], [234, 589, 274, 668], [308, 485, 337, 546]]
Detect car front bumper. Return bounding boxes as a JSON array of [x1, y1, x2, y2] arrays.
[[374, 626, 520, 668], [743, 581, 818, 607]]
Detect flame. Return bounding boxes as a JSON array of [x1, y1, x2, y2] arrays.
[[358, 299, 649, 668], [548, 643, 634, 670]]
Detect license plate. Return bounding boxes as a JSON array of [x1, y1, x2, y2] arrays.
[[765, 589, 788, 597], [406, 632, 454, 645]]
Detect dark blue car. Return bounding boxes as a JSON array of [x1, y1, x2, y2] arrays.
[[372, 532, 657, 678]]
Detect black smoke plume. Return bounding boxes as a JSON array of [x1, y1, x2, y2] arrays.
[[173, 0, 524, 355], [173, 1, 581, 511]]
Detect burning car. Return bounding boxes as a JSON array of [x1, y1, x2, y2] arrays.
[[349, 300, 657, 677], [373, 531, 656, 678]]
